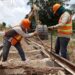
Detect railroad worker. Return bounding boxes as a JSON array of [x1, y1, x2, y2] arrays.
[[2, 18, 37, 62], [49, 3, 72, 59]]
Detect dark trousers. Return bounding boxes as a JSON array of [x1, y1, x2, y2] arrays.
[[2, 37, 26, 61], [55, 37, 70, 58]]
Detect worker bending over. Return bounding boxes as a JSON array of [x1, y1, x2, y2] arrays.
[[2, 18, 37, 62]]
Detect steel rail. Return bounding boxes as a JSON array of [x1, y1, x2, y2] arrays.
[[29, 38, 75, 75], [51, 52, 75, 75], [0, 39, 75, 74], [0, 42, 64, 75]]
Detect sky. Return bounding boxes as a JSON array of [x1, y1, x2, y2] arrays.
[[0, 0, 75, 27], [65, 0, 75, 8], [0, 0, 31, 27], [69, 0, 75, 4]]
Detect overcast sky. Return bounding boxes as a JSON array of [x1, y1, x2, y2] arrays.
[[69, 0, 75, 4], [0, 0, 30, 27], [0, 0, 75, 27]]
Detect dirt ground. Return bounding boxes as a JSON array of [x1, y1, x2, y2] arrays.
[[0, 35, 75, 75], [0, 35, 75, 63]]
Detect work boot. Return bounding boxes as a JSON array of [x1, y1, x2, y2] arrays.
[[24, 58, 30, 64]]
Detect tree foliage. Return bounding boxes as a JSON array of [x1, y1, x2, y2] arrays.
[[27, 0, 70, 27], [0, 22, 6, 30], [70, 4, 75, 13], [2, 22, 6, 27]]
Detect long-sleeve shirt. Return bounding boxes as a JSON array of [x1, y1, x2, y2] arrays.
[[13, 26, 36, 38], [54, 11, 71, 28], [53, 11, 72, 38], [0, 26, 36, 38]]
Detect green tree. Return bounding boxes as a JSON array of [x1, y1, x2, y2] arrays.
[[0, 22, 6, 30], [69, 4, 75, 33], [27, 0, 71, 27], [2, 22, 6, 28], [70, 4, 75, 14], [28, 0, 70, 6]]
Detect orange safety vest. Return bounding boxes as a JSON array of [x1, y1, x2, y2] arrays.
[[57, 14, 72, 35], [11, 35, 22, 45]]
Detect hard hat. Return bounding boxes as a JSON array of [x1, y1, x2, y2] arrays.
[[21, 19, 30, 29], [53, 3, 61, 14]]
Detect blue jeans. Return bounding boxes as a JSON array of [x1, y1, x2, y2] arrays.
[[55, 37, 70, 58], [2, 37, 26, 61]]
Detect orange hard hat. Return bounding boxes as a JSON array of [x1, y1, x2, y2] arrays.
[[53, 3, 61, 14], [21, 19, 30, 29]]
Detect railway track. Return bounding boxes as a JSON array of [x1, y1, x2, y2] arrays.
[[25, 37, 75, 75], [0, 37, 75, 75]]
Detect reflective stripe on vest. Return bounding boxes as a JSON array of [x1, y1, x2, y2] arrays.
[[58, 14, 72, 35], [11, 35, 22, 45]]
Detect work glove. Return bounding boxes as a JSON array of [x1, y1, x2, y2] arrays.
[[48, 26, 54, 30]]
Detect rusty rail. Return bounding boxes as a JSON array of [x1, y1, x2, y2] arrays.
[[0, 38, 75, 75], [51, 52, 75, 75], [0, 42, 64, 75], [29, 37, 75, 75]]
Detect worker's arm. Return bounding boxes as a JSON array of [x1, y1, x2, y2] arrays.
[[13, 26, 37, 38], [25, 31, 37, 38], [48, 12, 70, 30]]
